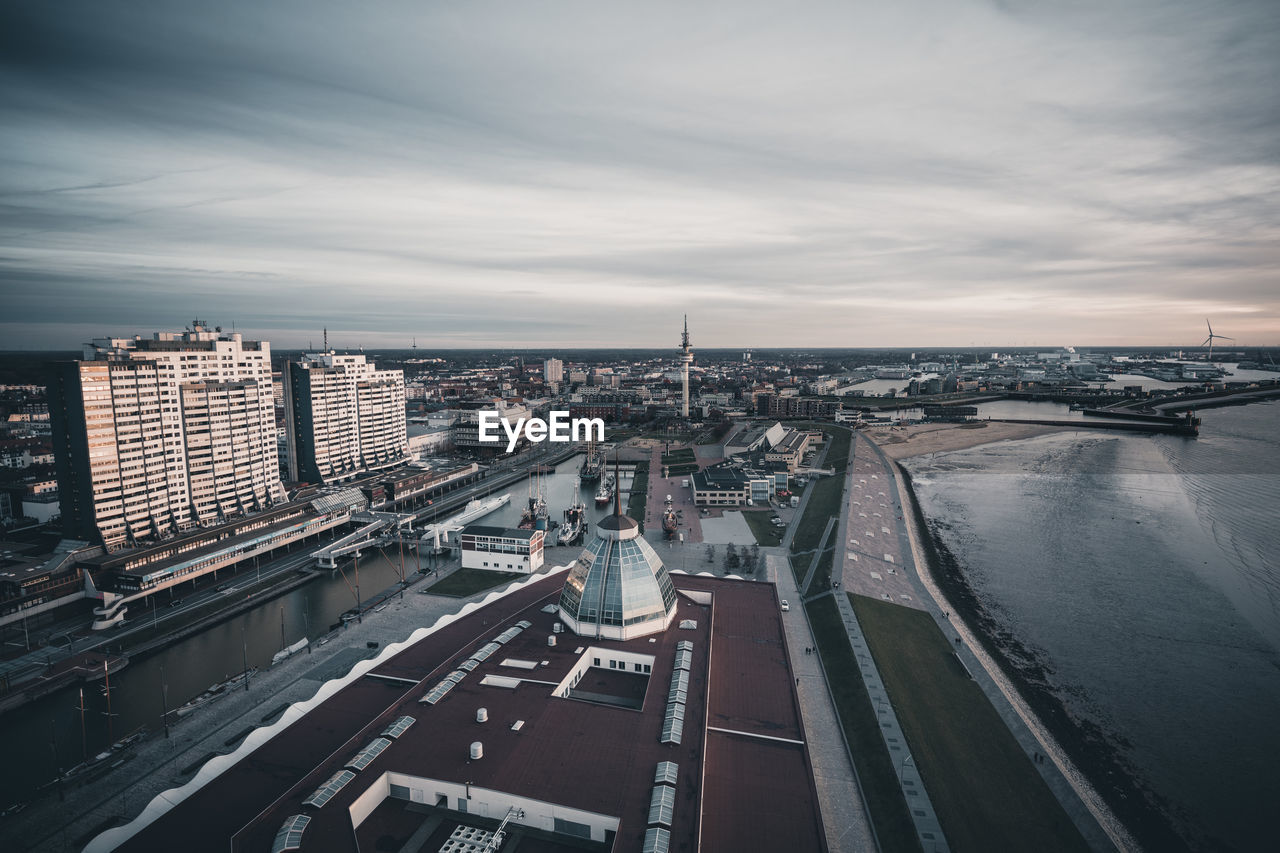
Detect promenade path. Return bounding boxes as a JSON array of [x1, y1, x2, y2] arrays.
[[770, 552, 877, 853]]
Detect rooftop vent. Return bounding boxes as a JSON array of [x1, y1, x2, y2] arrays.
[[476, 707, 488, 723], [547, 635, 556, 646], [470, 741, 483, 760]]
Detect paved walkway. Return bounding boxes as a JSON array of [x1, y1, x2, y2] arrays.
[[821, 433, 951, 852], [841, 435, 919, 608], [831, 590, 949, 851], [770, 553, 876, 853]]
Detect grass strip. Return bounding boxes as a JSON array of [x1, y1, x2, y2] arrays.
[[426, 569, 525, 597], [850, 594, 1091, 853], [742, 509, 784, 547], [628, 460, 649, 532], [806, 595, 922, 853]]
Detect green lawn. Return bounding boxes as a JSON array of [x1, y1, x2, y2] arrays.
[[790, 473, 843, 555], [426, 569, 525, 597], [662, 461, 700, 476], [850, 594, 1091, 853], [806, 596, 922, 853], [789, 425, 852, 559], [742, 510, 784, 547], [660, 448, 696, 465]]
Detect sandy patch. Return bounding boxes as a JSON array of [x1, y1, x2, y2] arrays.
[[862, 421, 1072, 459]]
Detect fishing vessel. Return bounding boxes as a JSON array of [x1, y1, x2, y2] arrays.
[[594, 474, 615, 507], [558, 479, 587, 546]]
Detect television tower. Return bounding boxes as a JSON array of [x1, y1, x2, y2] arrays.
[[679, 315, 693, 418]]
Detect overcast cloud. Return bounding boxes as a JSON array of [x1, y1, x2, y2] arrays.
[[1, 0, 1277, 349]]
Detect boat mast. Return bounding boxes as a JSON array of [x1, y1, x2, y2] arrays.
[[78, 687, 87, 761], [102, 658, 114, 743]]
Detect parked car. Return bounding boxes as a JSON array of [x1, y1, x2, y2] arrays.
[[780, 600, 790, 612]]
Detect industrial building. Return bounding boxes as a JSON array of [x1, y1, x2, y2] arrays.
[[763, 428, 811, 472], [690, 466, 752, 507], [48, 321, 283, 551], [92, 499, 825, 853], [284, 352, 408, 484]]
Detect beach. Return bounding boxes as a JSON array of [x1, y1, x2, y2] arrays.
[[862, 420, 1071, 460]]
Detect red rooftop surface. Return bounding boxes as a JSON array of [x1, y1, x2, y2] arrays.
[[110, 572, 826, 853]]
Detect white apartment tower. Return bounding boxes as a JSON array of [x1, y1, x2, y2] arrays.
[[543, 357, 564, 385], [50, 321, 283, 550], [284, 352, 407, 484]]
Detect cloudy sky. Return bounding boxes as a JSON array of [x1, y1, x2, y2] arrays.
[[1, 0, 1277, 350]]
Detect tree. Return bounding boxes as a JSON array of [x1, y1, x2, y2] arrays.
[[748, 543, 762, 574], [724, 543, 740, 571], [705, 544, 716, 564]]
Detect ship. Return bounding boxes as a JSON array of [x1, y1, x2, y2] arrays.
[[518, 473, 549, 531], [558, 479, 587, 546], [579, 440, 603, 483], [661, 495, 679, 539], [594, 474, 615, 507], [175, 668, 258, 717], [271, 637, 309, 666], [446, 493, 511, 527]]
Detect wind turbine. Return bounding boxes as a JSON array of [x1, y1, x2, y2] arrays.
[[1201, 319, 1233, 362]]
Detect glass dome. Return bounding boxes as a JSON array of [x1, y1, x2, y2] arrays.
[[559, 512, 678, 640]]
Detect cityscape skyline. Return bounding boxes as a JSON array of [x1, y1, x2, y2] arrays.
[[3, 1, 1279, 350]]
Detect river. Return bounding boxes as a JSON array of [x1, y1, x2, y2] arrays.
[[902, 401, 1280, 851]]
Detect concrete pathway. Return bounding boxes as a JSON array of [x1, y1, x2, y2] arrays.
[[770, 553, 876, 853], [831, 589, 950, 852]]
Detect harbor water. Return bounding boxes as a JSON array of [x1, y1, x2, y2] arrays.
[[902, 401, 1280, 851]]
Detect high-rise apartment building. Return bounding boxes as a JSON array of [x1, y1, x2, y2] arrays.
[[49, 321, 282, 550], [284, 352, 407, 484], [543, 357, 564, 384]]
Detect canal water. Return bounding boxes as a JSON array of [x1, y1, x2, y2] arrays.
[[0, 452, 621, 807]]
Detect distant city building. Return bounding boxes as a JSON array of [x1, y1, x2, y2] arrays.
[[451, 402, 530, 454], [755, 394, 841, 419], [543, 357, 564, 385], [49, 321, 282, 551], [284, 353, 408, 484]]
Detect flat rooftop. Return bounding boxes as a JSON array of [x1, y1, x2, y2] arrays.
[[111, 573, 825, 853]]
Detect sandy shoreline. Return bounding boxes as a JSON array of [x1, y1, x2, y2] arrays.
[[868, 432, 1141, 852], [862, 420, 1074, 459]]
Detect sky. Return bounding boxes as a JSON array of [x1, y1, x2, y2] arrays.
[[1, 0, 1277, 351]]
